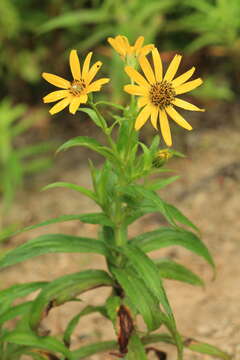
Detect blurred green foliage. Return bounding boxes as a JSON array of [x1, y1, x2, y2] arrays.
[[0, 98, 53, 236], [1, 0, 239, 105]]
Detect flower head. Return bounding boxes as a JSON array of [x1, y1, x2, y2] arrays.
[[124, 48, 204, 146], [42, 50, 110, 115], [108, 35, 154, 63]]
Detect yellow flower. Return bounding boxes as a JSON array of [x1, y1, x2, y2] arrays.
[[42, 50, 110, 115], [124, 48, 204, 146], [107, 35, 154, 61]]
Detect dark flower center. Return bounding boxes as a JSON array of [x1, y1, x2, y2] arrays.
[[149, 80, 175, 109], [69, 80, 86, 96]]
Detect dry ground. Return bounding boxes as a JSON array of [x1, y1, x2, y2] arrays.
[[1, 124, 240, 360]]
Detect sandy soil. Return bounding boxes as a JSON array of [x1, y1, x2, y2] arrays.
[[1, 124, 240, 360]]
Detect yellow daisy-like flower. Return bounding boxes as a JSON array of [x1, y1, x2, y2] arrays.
[[124, 48, 204, 146], [107, 35, 154, 61], [42, 50, 110, 115]]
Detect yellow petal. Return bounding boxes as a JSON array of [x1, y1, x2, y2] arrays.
[[173, 98, 205, 112], [159, 110, 172, 146], [171, 67, 195, 88], [150, 106, 159, 130], [164, 54, 182, 82], [175, 78, 203, 95], [124, 84, 148, 96], [42, 73, 70, 89], [152, 48, 163, 82], [134, 36, 144, 52], [49, 97, 71, 115], [108, 37, 124, 56], [165, 106, 192, 130], [43, 90, 69, 103], [69, 50, 81, 80], [137, 97, 149, 109], [140, 44, 154, 57], [139, 55, 155, 84], [82, 52, 93, 80], [125, 66, 150, 88], [69, 97, 82, 114], [135, 104, 152, 130], [86, 78, 110, 93], [85, 61, 102, 85]]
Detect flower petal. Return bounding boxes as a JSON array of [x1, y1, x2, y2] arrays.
[[173, 98, 205, 112], [82, 52, 93, 80], [124, 84, 148, 96], [140, 44, 154, 56], [125, 66, 150, 88], [43, 90, 69, 103], [171, 67, 195, 88], [86, 78, 110, 93], [137, 97, 149, 109], [49, 97, 71, 115], [134, 36, 144, 52], [69, 50, 81, 80], [108, 37, 125, 56], [42, 73, 70, 89], [175, 78, 203, 95], [151, 106, 159, 130], [69, 97, 82, 114], [159, 110, 172, 146], [85, 61, 102, 85], [152, 48, 163, 82], [165, 106, 192, 130], [135, 104, 152, 130], [139, 55, 155, 84], [164, 54, 182, 82]]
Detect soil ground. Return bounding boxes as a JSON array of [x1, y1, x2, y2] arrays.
[[1, 123, 240, 360]]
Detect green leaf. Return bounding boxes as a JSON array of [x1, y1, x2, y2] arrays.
[[0, 234, 108, 269], [132, 227, 214, 269], [147, 176, 179, 191], [57, 136, 115, 161], [29, 270, 114, 331], [0, 331, 72, 358], [126, 333, 147, 360], [0, 282, 47, 314], [3, 213, 113, 241], [186, 339, 231, 360], [111, 267, 162, 331], [42, 181, 97, 202], [64, 305, 107, 347], [155, 259, 204, 286], [0, 301, 33, 326], [121, 244, 174, 319], [78, 107, 106, 128], [72, 340, 117, 359]]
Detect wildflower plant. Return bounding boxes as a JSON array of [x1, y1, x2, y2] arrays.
[[0, 38, 230, 360]]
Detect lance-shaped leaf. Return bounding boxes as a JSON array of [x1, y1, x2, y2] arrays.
[[0, 234, 108, 269], [111, 267, 162, 331], [72, 340, 117, 359], [5, 213, 113, 240], [42, 181, 97, 202], [120, 244, 174, 320], [147, 176, 179, 191], [64, 305, 107, 347], [186, 339, 231, 360], [78, 107, 107, 128], [131, 227, 214, 269], [155, 259, 204, 286], [57, 136, 115, 161], [0, 282, 47, 315], [29, 270, 114, 331], [0, 301, 33, 326], [126, 333, 148, 360], [0, 331, 72, 359]]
